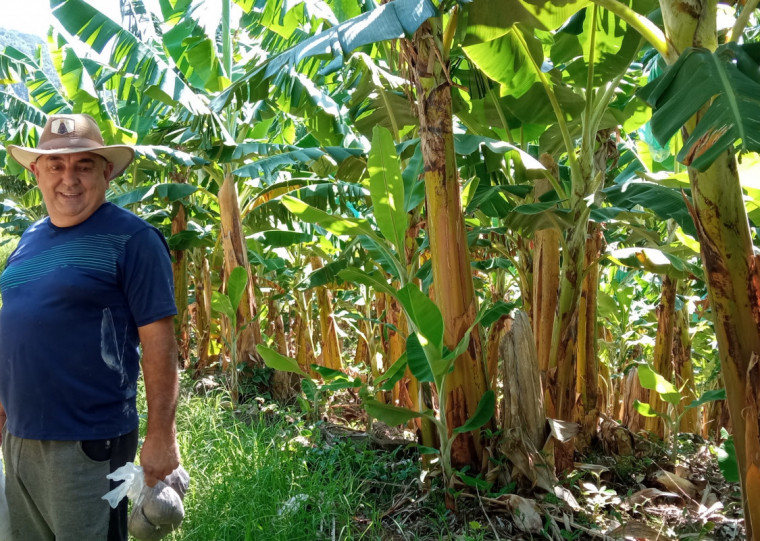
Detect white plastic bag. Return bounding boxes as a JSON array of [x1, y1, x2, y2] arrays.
[[102, 462, 145, 509], [1, 455, 12, 540], [102, 462, 189, 541]]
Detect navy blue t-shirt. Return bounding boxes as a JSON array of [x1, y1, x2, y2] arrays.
[[0, 202, 177, 440]]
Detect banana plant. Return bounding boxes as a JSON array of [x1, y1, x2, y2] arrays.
[[633, 363, 726, 459], [582, 0, 760, 530], [255, 125, 496, 499], [211, 265, 249, 405], [458, 0, 657, 470]]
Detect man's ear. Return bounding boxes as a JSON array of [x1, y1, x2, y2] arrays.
[[104, 162, 115, 183], [30, 161, 38, 175]]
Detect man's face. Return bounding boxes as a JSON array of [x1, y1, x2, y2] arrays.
[[30, 152, 114, 227]]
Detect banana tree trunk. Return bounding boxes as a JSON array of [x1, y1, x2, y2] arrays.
[[218, 174, 261, 367], [658, 0, 760, 532], [647, 275, 677, 439], [673, 287, 698, 434], [533, 156, 561, 385], [386, 291, 408, 406], [411, 18, 491, 471], [269, 298, 289, 358], [547, 111, 599, 473], [292, 310, 313, 375], [269, 298, 298, 401], [548, 203, 590, 472], [621, 367, 648, 434], [688, 158, 760, 538], [191, 251, 212, 378], [576, 223, 603, 453], [171, 199, 189, 368], [486, 316, 512, 394], [310, 257, 342, 371]]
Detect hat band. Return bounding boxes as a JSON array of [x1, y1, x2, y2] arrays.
[[38, 137, 105, 151]]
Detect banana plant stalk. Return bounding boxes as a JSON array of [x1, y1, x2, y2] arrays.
[[647, 275, 677, 439], [211, 266, 249, 405], [217, 172, 262, 367], [409, 14, 491, 472]]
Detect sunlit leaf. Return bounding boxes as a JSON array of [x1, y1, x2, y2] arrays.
[[211, 291, 235, 321], [281, 195, 375, 237], [637, 364, 680, 406], [257, 344, 308, 377], [369, 125, 406, 256]]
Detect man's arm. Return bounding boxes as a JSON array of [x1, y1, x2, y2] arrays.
[[138, 315, 180, 487]]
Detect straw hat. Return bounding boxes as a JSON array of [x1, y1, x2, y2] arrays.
[[6, 114, 135, 180]]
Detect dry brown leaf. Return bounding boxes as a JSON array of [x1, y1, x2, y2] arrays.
[[673, 465, 690, 479], [498, 494, 543, 533], [574, 462, 610, 476], [553, 486, 581, 511], [599, 414, 635, 456], [607, 520, 663, 540], [547, 418, 580, 443], [625, 487, 680, 506], [697, 495, 723, 519], [653, 470, 697, 499]]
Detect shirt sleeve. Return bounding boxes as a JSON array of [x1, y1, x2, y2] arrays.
[[121, 227, 178, 327]]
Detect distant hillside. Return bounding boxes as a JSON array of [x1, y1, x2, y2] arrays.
[[0, 27, 60, 101]]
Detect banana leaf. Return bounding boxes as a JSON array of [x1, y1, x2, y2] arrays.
[[638, 43, 760, 171]]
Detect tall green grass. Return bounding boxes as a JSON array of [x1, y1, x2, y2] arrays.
[[150, 379, 415, 541]]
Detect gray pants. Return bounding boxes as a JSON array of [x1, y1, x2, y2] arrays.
[[2, 427, 137, 541]]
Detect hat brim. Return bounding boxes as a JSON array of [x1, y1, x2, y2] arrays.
[[6, 144, 135, 181]]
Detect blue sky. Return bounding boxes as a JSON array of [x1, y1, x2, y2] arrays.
[[2, 0, 121, 37]]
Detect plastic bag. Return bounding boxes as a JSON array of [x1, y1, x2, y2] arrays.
[[128, 481, 185, 540], [102, 463, 189, 541], [1, 456, 12, 540], [102, 462, 145, 508]]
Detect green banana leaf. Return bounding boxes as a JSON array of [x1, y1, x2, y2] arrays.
[[453, 390, 495, 434], [257, 345, 308, 377], [250, 230, 314, 248], [369, 126, 407, 256], [638, 43, 760, 171], [637, 364, 680, 406], [163, 18, 227, 92], [0, 91, 46, 127], [4, 47, 68, 115], [0, 49, 31, 84], [49, 41, 100, 117], [363, 398, 423, 426], [463, 0, 589, 39], [603, 180, 697, 237], [51, 0, 210, 115], [213, 0, 437, 111], [606, 247, 701, 280], [551, 0, 655, 88], [463, 27, 543, 99], [228, 266, 249, 315]]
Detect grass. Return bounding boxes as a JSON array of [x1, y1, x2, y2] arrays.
[[141, 376, 416, 541]]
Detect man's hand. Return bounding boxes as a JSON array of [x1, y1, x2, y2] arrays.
[[138, 316, 179, 487], [140, 431, 180, 487]]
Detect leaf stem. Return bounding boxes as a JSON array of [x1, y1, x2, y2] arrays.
[[728, 0, 760, 42], [591, 0, 677, 63], [512, 29, 584, 190]]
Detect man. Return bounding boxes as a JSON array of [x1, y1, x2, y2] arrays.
[[0, 113, 180, 540]]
